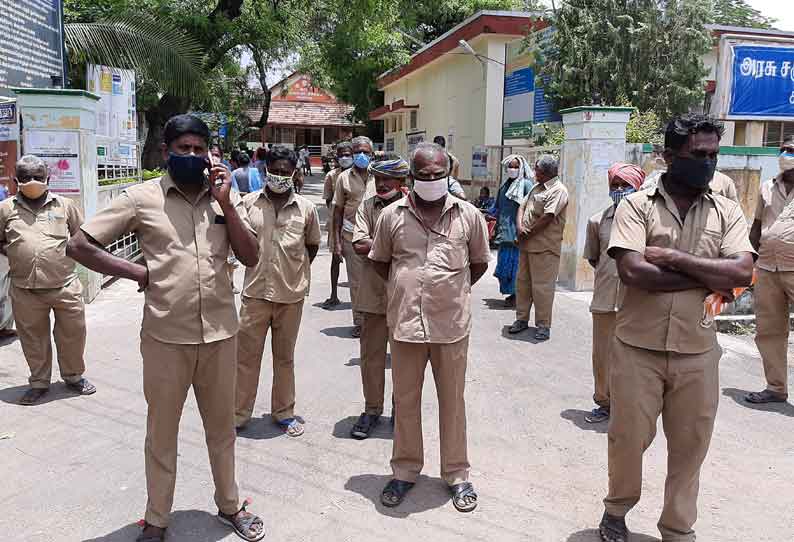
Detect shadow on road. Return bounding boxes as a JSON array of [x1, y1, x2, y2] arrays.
[[0, 383, 86, 406], [566, 528, 660, 542], [321, 326, 357, 339], [722, 387, 794, 417], [312, 301, 352, 312], [82, 510, 232, 542], [500, 325, 541, 344], [332, 416, 393, 440], [483, 298, 514, 311], [560, 409, 608, 434], [345, 355, 392, 369], [344, 473, 450, 517], [236, 416, 294, 440]]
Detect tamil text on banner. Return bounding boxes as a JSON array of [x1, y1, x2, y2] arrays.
[[729, 45, 794, 119]]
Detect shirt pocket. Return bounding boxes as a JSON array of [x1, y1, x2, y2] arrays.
[[45, 213, 69, 239], [433, 235, 468, 271], [280, 217, 305, 257], [693, 227, 722, 258]]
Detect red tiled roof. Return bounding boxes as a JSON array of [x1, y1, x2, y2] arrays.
[[247, 101, 363, 127]]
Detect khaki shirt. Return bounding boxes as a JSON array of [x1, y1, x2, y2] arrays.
[[323, 167, 342, 202], [242, 190, 321, 304], [82, 174, 254, 345], [369, 195, 491, 343], [608, 178, 755, 354], [520, 177, 569, 254], [584, 205, 622, 313], [755, 174, 794, 272], [352, 194, 401, 315], [0, 193, 83, 289], [333, 167, 375, 242]]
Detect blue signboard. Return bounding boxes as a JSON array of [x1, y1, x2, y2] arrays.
[[730, 45, 794, 118], [533, 76, 561, 124], [504, 67, 534, 97]]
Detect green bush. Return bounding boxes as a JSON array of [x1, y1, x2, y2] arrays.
[[142, 169, 165, 181]]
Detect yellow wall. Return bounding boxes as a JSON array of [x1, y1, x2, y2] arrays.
[[381, 34, 517, 180]]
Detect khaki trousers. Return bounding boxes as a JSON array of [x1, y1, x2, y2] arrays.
[[236, 296, 304, 426], [605, 338, 721, 542], [341, 237, 363, 326], [754, 269, 793, 396], [516, 250, 560, 327], [592, 312, 616, 408], [140, 335, 239, 528], [390, 336, 470, 485], [10, 279, 85, 389], [360, 312, 389, 415]]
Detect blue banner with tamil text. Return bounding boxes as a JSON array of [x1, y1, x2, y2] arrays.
[[730, 45, 794, 118]]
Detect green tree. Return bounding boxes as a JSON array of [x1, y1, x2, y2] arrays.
[[710, 0, 776, 29], [304, 0, 536, 124], [538, 0, 712, 120]]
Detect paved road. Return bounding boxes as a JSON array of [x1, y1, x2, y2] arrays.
[[1, 175, 793, 541]]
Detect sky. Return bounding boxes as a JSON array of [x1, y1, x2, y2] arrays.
[[745, 0, 794, 32]]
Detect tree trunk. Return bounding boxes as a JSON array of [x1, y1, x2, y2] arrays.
[[251, 48, 272, 138], [141, 94, 190, 170]]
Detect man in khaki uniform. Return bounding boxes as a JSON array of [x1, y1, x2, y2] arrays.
[[235, 145, 321, 438], [369, 142, 490, 513], [0, 155, 95, 405], [67, 115, 265, 542], [582, 162, 646, 424], [509, 154, 568, 341], [321, 141, 353, 309], [349, 155, 409, 440], [333, 136, 376, 337], [746, 135, 794, 404], [598, 115, 755, 542]]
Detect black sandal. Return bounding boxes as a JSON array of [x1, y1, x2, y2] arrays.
[[745, 389, 788, 404], [599, 511, 628, 542], [136, 521, 166, 542], [450, 482, 478, 512], [66, 378, 96, 395], [381, 479, 414, 507], [218, 500, 265, 541], [350, 413, 380, 440]]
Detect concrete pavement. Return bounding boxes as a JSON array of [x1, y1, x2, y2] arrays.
[[0, 175, 792, 541]]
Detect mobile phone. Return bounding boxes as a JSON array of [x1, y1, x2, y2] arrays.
[[205, 155, 223, 187]]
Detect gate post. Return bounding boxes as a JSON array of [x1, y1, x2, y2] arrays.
[[12, 88, 102, 302], [558, 106, 633, 291]]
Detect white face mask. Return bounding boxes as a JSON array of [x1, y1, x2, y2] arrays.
[[506, 167, 520, 179], [413, 178, 448, 202], [338, 156, 353, 169], [266, 171, 294, 194], [780, 152, 794, 172]]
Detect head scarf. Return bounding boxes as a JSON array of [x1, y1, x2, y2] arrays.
[[501, 154, 535, 204], [608, 162, 646, 191], [368, 157, 409, 178]]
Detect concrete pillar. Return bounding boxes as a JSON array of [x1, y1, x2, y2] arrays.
[[13, 88, 102, 302], [558, 106, 633, 291], [745, 121, 765, 146]]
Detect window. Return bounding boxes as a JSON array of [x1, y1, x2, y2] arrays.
[[409, 110, 418, 130], [764, 121, 794, 147]]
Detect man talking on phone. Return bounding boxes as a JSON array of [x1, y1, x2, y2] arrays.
[[67, 115, 265, 542]]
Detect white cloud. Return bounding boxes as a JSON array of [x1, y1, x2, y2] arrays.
[[745, 0, 794, 32]]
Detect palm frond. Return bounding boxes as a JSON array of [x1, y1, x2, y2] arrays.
[[64, 12, 205, 98]]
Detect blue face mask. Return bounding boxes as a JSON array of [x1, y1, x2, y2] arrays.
[[353, 152, 370, 169], [167, 152, 207, 184], [610, 187, 636, 206]]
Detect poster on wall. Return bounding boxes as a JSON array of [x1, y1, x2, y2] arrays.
[[729, 45, 794, 119], [87, 65, 137, 165], [23, 130, 81, 194], [0, 102, 19, 187], [471, 145, 489, 178]]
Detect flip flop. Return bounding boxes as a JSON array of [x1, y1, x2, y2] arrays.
[[450, 482, 478, 513], [218, 500, 265, 542], [381, 479, 414, 507], [277, 418, 304, 437]]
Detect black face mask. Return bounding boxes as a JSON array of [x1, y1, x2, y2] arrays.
[[167, 152, 207, 185], [668, 156, 718, 191]]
